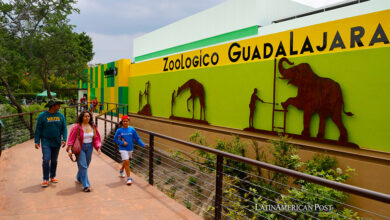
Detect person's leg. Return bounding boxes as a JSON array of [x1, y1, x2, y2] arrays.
[[77, 145, 89, 188], [123, 159, 130, 177], [41, 145, 51, 181], [84, 143, 93, 187], [49, 146, 61, 179], [119, 150, 128, 178]]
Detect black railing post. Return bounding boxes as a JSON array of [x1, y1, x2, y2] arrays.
[[215, 154, 223, 220], [104, 112, 107, 139], [30, 113, 34, 139], [111, 110, 113, 131], [95, 115, 98, 126], [116, 104, 119, 122], [149, 134, 154, 185], [64, 107, 67, 121]]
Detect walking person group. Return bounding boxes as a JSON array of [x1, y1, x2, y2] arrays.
[[34, 99, 146, 192]]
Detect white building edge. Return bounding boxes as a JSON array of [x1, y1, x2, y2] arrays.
[[133, 0, 390, 62]]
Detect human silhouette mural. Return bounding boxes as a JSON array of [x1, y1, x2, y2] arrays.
[[249, 88, 264, 128], [138, 81, 152, 116], [278, 57, 354, 144], [244, 88, 275, 133], [170, 79, 208, 124]]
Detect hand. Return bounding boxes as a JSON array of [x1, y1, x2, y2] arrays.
[[124, 141, 128, 146], [35, 144, 40, 149], [61, 141, 66, 148], [68, 151, 73, 158], [144, 144, 149, 148], [97, 148, 102, 155]]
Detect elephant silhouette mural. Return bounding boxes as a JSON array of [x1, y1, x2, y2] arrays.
[[170, 79, 208, 124], [278, 57, 353, 143]]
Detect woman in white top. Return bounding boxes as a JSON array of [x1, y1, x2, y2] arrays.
[[67, 110, 102, 192]]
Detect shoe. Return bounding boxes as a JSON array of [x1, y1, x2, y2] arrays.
[[119, 170, 125, 178], [126, 177, 132, 185], [75, 179, 81, 184], [41, 180, 49, 187], [50, 178, 59, 183], [83, 187, 91, 192]]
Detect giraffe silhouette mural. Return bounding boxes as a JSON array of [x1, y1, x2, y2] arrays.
[[170, 79, 208, 124]]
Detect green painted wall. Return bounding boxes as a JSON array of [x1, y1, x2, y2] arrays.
[[129, 47, 390, 152]]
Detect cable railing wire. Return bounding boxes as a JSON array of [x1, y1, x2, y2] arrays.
[[95, 106, 390, 220], [221, 163, 390, 219]]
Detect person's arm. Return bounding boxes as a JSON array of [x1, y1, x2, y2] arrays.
[[93, 126, 102, 150], [133, 129, 146, 147], [114, 129, 124, 146], [34, 114, 43, 145], [66, 125, 78, 151]]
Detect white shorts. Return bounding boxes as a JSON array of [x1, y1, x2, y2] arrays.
[[119, 150, 133, 161]]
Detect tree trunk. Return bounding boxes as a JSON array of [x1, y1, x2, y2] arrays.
[[42, 73, 53, 99], [0, 73, 34, 138]]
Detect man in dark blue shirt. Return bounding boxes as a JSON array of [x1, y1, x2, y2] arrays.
[[34, 99, 67, 187]]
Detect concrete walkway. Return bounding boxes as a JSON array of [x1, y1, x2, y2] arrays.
[[0, 126, 201, 219]]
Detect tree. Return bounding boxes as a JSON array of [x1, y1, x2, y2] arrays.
[[0, 0, 93, 100]]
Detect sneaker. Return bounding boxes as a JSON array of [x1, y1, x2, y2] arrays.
[[75, 179, 81, 184], [50, 178, 59, 183], [126, 178, 132, 185], [41, 180, 49, 187], [119, 170, 125, 178]]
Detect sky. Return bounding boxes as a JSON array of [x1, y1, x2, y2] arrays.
[[70, 0, 226, 64], [70, 0, 347, 65]]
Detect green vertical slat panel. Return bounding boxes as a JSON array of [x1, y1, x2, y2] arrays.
[[122, 87, 128, 105], [90, 67, 93, 88], [101, 65, 105, 88], [101, 88, 104, 112], [95, 66, 98, 88], [90, 88, 95, 99], [123, 87, 128, 115], [107, 62, 115, 87], [82, 68, 88, 89]]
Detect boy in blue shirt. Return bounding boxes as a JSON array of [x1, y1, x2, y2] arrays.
[[114, 115, 148, 185]]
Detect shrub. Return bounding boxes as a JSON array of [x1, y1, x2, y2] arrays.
[[165, 176, 175, 184], [186, 132, 359, 219], [188, 176, 197, 186]]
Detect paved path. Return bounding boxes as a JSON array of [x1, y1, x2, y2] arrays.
[[0, 125, 201, 219]]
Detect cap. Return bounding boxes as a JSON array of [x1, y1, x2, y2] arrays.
[[121, 115, 130, 121], [45, 99, 65, 108]]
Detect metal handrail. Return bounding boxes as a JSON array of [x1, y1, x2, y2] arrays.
[[96, 111, 390, 220], [0, 103, 86, 157], [133, 126, 390, 204]]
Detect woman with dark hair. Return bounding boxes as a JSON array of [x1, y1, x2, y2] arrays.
[[67, 110, 102, 192]]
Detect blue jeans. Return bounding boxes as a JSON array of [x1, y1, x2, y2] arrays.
[[41, 145, 61, 181], [77, 143, 93, 188]]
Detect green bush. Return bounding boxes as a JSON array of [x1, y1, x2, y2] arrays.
[[186, 132, 359, 219], [165, 176, 175, 184], [188, 176, 197, 186], [184, 201, 191, 210]]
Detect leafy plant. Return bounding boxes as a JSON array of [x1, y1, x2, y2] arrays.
[[165, 176, 175, 184], [181, 166, 189, 173], [188, 176, 197, 186], [184, 200, 191, 210]]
